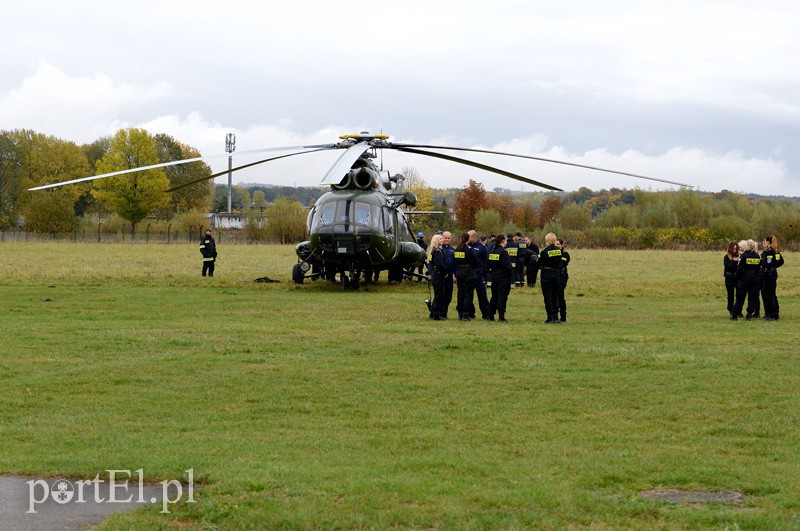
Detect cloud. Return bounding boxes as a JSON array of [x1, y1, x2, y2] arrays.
[[0, 61, 174, 142]]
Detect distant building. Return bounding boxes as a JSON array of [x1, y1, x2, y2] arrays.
[[209, 212, 244, 229]]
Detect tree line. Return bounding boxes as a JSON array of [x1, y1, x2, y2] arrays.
[[405, 180, 800, 250], [4, 127, 798, 248]]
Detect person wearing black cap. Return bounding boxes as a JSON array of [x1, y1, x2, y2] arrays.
[[200, 228, 217, 277]]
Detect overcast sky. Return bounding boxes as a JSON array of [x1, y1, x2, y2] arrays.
[[3, 0, 799, 195]]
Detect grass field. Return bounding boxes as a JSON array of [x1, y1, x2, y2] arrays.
[[1, 242, 798, 529]]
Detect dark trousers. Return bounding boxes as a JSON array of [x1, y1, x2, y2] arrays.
[[526, 264, 538, 286], [473, 276, 490, 318], [456, 277, 475, 318], [558, 277, 568, 320], [725, 276, 737, 314], [761, 276, 779, 318], [734, 277, 759, 317], [431, 281, 445, 318], [516, 262, 525, 284], [488, 279, 511, 317], [442, 274, 453, 317], [202, 260, 215, 277], [541, 273, 560, 320]]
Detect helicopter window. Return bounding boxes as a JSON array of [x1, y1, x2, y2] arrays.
[[336, 200, 352, 223], [397, 211, 414, 241], [382, 207, 394, 234], [354, 202, 371, 226], [317, 202, 335, 226], [371, 204, 381, 230], [307, 206, 316, 232]]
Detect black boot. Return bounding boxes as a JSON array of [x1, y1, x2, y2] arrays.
[[498, 313, 507, 322]]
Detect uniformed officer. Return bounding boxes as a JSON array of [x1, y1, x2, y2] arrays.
[[454, 232, 479, 320], [505, 233, 518, 289], [200, 228, 217, 277], [427, 234, 446, 320], [539, 233, 562, 324], [524, 236, 539, 287], [440, 231, 456, 319], [732, 239, 761, 320], [555, 238, 570, 322], [469, 230, 490, 320], [760, 235, 785, 321], [487, 234, 513, 322], [415, 232, 427, 280], [515, 232, 527, 286]]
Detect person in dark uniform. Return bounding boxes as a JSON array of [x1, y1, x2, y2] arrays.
[[539, 232, 562, 324], [440, 231, 455, 319], [515, 232, 527, 286], [200, 228, 217, 277], [415, 232, 427, 280], [524, 235, 539, 287], [732, 239, 761, 320], [454, 232, 479, 321], [469, 230, 490, 320], [760, 235, 785, 321], [723, 241, 740, 318], [555, 238, 570, 322], [487, 234, 513, 322], [426, 234, 446, 320], [505, 233, 518, 289]]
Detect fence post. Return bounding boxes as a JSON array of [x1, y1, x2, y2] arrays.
[[97, 222, 102, 243], [146, 223, 151, 243], [167, 224, 172, 244]]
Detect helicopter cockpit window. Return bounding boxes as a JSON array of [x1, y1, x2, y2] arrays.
[[336, 200, 352, 223], [397, 211, 414, 241], [354, 202, 371, 226], [317, 202, 335, 226], [382, 207, 394, 235]]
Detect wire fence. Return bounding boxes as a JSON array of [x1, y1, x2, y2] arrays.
[[0, 227, 272, 245]]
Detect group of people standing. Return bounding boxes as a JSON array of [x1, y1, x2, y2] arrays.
[[425, 230, 570, 323], [724, 235, 784, 321]]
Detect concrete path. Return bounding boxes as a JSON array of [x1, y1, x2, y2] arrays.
[[0, 475, 177, 530]]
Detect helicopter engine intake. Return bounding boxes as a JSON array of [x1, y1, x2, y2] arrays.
[[353, 167, 376, 190]]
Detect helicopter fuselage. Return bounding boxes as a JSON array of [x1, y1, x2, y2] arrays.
[[295, 187, 425, 280]]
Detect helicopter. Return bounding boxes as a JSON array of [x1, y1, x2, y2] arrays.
[[30, 131, 691, 289]]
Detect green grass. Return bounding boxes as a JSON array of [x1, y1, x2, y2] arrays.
[[1, 242, 799, 528]]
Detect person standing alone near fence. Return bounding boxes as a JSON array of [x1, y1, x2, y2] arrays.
[[200, 228, 217, 277]]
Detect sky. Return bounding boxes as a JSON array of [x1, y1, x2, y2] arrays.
[[3, 0, 799, 195]]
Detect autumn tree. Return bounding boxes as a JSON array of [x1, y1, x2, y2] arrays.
[[0, 131, 24, 228], [538, 196, 564, 227], [400, 167, 434, 211], [154, 134, 213, 216], [475, 208, 503, 236], [265, 196, 308, 244], [453, 179, 487, 229], [511, 201, 538, 230], [8, 130, 90, 230], [92, 128, 170, 236], [485, 193, 515, 223]]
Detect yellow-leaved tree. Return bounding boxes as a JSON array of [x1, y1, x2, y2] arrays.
[[92, 128, 170, 236]]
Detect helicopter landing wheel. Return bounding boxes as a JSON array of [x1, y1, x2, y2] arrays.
[[292, 264, 304, 284]]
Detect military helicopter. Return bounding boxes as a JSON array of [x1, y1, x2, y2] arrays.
[[30, 131, 690, 289]]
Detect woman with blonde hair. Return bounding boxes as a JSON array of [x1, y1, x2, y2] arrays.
[[426, 234, 446, 320]]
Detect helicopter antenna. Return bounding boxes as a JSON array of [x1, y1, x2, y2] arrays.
[[380, 128, 384, 171]]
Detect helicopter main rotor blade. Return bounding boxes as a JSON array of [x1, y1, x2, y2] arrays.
[[393, 147, 563, 191], [165, 148, 332, 193], [28, 143, 338, 191], [319, 143, 371, 185], [391, 143, 693, 188]]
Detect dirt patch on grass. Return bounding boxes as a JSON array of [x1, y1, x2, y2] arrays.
[[640, 488, 744, 504]]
